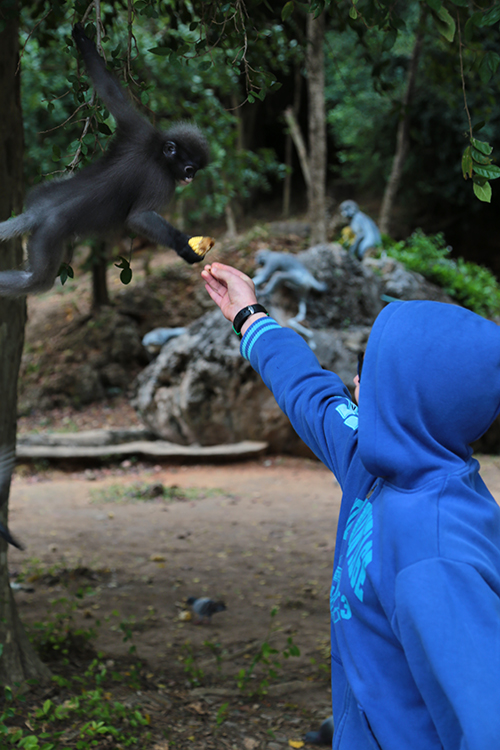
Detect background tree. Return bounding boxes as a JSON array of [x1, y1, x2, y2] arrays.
[[0, 1, 51, 685]]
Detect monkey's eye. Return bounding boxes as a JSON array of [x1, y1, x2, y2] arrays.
[[164, 141, 177, 157]]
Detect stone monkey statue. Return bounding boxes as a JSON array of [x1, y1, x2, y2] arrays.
[[340, 200, 382, 260], [252, 248, 328, 348]]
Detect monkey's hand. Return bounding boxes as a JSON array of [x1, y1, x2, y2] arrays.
[[177, 236, 215, 264], [188, 236, 215, 258], [72, 23, 94, 53]]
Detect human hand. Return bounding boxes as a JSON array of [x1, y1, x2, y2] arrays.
[[201, 262, 259, 323]]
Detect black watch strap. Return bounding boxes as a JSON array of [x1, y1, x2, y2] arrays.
[[232, 304, 268, 335]]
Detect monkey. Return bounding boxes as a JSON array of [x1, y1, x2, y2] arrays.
[[0, 23, 212, 297], [339, 200, 382, 260]]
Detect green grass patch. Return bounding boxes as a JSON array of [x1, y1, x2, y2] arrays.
[[90, 481, 222, 504]]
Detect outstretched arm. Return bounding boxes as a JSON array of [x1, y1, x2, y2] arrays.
[[126, 211, 202, 264], [72, 23, 143, 130]]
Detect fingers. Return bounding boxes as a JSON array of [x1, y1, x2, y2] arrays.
[[205, 262, 254, 287]]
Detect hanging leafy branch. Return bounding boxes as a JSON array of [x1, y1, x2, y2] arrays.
[[339, 0, 500, 203], [457, 3, 500, 202]]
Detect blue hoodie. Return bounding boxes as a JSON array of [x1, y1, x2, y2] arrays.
[[241, 301, 500, 750]]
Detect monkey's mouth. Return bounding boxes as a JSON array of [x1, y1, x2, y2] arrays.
[[179, 178, 193, 186]]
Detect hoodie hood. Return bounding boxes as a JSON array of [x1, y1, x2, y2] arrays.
[[358, 300, 500, 488]]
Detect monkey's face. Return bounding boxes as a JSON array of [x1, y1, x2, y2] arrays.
[[163, 139, 207, 185], [340, 200, 359, 219]]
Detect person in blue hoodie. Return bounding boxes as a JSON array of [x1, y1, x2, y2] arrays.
[[201, 261, 500, 750]]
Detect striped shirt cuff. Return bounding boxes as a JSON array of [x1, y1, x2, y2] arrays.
[[240, 317, 282, 360]]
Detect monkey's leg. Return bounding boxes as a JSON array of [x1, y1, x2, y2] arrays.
[[0, 225, 65, 296], [126, 211, 202, 264], [349, 236, 362, 259], [260, 271, 294, 297]]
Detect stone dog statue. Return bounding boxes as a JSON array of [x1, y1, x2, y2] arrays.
[[340, 200, 382, 260]]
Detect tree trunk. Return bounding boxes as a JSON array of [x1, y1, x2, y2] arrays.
[[378, 24, 424, 236], [0, 4, 51, 685], [306, 10, 327, 244], [91, 240, 110, 310], [282, 66, 303, 217]]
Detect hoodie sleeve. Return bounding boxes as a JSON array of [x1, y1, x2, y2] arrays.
[[240, 317, 359, 487], [394, 557, 500, 749]]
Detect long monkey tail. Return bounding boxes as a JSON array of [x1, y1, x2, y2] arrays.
[[0, 213, 36, 241]]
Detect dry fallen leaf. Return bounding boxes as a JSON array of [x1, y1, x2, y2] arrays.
[[187, 702, 208, 715], [289, 741, 305, 749], [243, 738, 259, 750]]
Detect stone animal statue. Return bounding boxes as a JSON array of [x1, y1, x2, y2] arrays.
[[252, 248, 327, 348], [340, 200, 381, 260], [142, 326, 186, 356]]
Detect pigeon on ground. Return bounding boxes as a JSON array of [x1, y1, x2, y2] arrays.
[[187, 596, 227, 624], [0, 445, 24, 550], [304, 716, 334, 745]]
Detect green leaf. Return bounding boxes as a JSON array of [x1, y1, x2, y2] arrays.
[[120, 267, 133, 284], [449, 0, 469, 6], [426, 0, 442, 11], [382, 27, 397, 51], [281, 1, 294, 21], [473, 163, 500, 180], [432, 6, 456, 42], [462, 146, 473, 178], [471, 146, 491, 165], [486, 50, 500, 75], [480, 5, 500, 26], [471, 138, 493, 156], [97, 122, 112, 135], [349, 6, 358, 20], [148, 46, 170, 56], [473, 179, 492, 202], [58, 263, 74, 285]]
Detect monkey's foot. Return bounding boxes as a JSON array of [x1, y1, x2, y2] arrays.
[[188, 236, 215, 258]]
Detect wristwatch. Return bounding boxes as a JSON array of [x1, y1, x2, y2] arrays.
[[232, 304, 268, 336]]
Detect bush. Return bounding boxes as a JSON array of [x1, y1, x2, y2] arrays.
[[384, 230, 500, 318]]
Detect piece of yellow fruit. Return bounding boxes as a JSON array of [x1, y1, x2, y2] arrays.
[[188, 236, 215, 257]]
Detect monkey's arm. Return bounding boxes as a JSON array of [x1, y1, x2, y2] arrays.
[[72, 24, 143, 131], [126, 211, 203, 264]]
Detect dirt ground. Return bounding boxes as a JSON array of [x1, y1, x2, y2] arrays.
[[7, 452, 500, 748], [7, 454, 345, 748]]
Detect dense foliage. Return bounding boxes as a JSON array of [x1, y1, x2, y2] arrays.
[[385, 230, 500, 318]]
